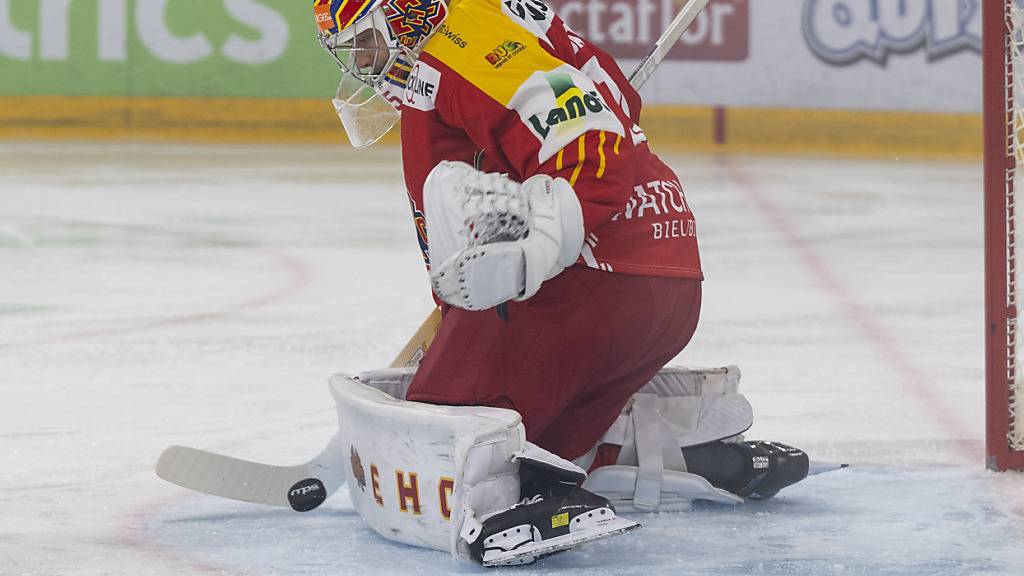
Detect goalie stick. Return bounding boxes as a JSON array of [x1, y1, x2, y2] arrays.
[[155, 309, 443, 510], [628, 0, 711, 89], [155, 1, 712, 511]]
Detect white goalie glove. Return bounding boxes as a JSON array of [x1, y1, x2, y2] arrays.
[[424, 161, 585, 310]]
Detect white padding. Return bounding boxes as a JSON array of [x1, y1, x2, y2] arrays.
[[330, 372, 525, 560], [511, 442, 587, 483], [598, 365, 751, 450], [578, 365, 752, 512], [583, 466, 742, 513]]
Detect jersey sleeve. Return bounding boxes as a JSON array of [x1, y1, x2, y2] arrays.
[[421, 1, 645, 236]]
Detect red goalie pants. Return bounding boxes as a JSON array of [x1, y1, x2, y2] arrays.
[[406, 266, 702, 461]]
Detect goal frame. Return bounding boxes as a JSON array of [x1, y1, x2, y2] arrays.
[[984, 0, 1024, 471]]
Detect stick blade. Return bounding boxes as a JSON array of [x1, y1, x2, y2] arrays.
[[156, 445, 321, 508]]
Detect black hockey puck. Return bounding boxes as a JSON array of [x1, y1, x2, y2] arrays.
[[288, 478, 326, 512]]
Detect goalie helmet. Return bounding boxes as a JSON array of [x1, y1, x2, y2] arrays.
[[314, 0, 448, 148]]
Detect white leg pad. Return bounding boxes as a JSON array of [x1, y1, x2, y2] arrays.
[[579, 365, 752, 512], [331, 369, 590, 562], [331, 371, 525, 561]]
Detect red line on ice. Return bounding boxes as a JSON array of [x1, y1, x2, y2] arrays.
[[0, 247, 310, 349], [722, 156, 979, 464]]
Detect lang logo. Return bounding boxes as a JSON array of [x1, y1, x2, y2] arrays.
[[802, 0, 982, 65], [526, 72, 609, 140]]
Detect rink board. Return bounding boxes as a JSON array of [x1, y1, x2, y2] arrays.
[[0, 95, 982, 159]]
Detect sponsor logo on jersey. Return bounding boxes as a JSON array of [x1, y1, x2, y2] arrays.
[[407, 74, 435, 99], [525, 72, 609, 140], [403, 60, 441, 112], [611, 177, 697, 241], [485, 40, 526, 68], [503, 0, 550, 23], [435, 22, 468, 49]]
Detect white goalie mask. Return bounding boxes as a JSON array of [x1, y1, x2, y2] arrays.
[[314, 0, 449, 148]]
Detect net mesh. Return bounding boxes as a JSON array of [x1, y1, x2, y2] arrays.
[[1008, 0, 1024, 451]]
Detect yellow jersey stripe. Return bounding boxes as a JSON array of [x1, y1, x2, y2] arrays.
[[569, 135, 586, 186], [556, 148, 564, 171], [614, 134, 621, 155], [596, 131, 607, 179]]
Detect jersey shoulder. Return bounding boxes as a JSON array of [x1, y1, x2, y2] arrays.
[[421, 0, 564, 106]]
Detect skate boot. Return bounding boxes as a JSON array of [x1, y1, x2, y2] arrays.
[[466, 483, 640, 566], [720, 441, 809, 499], [683, 440, 809, 499]]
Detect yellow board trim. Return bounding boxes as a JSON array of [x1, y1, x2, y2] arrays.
[[0, 96, 982, 159], [0, 95, 399, 146], [637, 105, 982, 159]]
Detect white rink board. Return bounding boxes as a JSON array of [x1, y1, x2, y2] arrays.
[[552, 0, 983, 112]]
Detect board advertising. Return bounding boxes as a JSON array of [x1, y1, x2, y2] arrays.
[[0, 0, 986, 113]]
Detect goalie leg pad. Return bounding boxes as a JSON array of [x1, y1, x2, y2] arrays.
[[333, 370, 635, 565], [579, 365, 753, 512], [331, 371, 525, 559]]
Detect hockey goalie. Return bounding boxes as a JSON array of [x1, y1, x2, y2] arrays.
[[157, 0, 813, 567]]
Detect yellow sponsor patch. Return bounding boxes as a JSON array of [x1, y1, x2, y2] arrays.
[[551, 512, 569, 529], [422, 0, 561, 106]]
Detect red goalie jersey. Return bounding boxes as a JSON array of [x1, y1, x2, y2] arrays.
[[401, 0, 701, 281]]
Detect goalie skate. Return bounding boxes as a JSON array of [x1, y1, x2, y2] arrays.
[[465, 485, 639, 567], [720, 441, 810, 499]]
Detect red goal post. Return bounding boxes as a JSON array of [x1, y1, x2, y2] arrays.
[[984, 0, 1024, 471]]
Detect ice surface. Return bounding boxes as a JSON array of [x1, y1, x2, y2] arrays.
[[1, 142, 1020, 575]]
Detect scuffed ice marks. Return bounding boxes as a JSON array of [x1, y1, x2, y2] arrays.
[[145, 467, 1024, 576]]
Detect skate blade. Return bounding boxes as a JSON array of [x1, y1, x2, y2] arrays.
[[808, 461, 849, 476], [481, 516, 640, 567]]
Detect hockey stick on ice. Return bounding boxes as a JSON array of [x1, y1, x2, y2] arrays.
[[156, 309, 442, 511], [156, 433, 346, 511], [628, 0, 711, 89]]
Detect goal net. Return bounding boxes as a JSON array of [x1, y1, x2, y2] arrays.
[[984, 0, 1024, 471]]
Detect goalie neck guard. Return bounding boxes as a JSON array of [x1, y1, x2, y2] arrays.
[[314, 0, 449, 147]]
